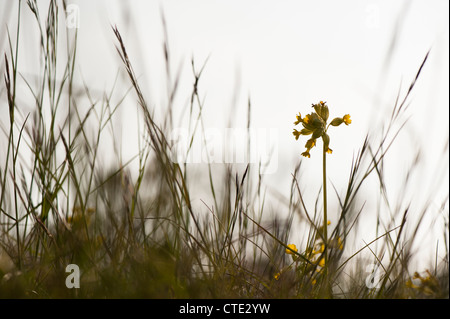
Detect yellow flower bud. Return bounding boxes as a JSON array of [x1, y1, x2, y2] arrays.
[[343, 114, 352, 125], [292, 129, 301, 140], [312, 101, 329, 122], [303, 114, 311, 124], [285, 244, 298, 255], [305, 138, 316, 149], [318, 258, 325, 267], [338, 237, 343, 250]]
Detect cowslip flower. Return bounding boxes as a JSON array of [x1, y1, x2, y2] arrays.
[[318, 258, 325, 268], [293, 101, 351, 158], [343, 114, 352, 125], [405, 270, 440, 296], [285, 244, 298, 255]]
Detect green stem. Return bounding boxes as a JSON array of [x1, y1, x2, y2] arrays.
[[322, 141, 329, 294]]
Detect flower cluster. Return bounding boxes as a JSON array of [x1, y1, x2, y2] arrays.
[[405, 270, 441, 296], [293, 101, 351, 158], [274, 221, 344, 282], [285, 244, 298, 255]]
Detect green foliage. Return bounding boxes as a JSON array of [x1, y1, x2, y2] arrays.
[[0, 1, 448, 299]]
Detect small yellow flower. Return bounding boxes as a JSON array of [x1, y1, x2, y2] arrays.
[[405, 279, 418, 289], [294, 113, 303, 125], [407, 270, 440, 296], [274, 272, 281, 280], [338, 237, 343, 250], [303, 114, 311, 124], [312, 243, 325, 255], [292, 129, 301, 140], [293, 102, 351, 158], [285, 244, 298, 255], [318, 258, 325, 267], [343, 114, 352, 125]]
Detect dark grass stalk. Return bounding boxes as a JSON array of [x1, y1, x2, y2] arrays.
[[189, 57, 221, 217], [2, 0, 22, 269], [113, 25, 222, 280]]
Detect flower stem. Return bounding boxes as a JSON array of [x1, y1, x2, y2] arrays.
[[322, 142, 329, 294]]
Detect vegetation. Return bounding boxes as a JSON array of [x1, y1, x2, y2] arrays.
[[0, 0, 448, 298]]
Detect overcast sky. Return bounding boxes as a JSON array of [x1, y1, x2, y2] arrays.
[[86, 0, 449, 222]]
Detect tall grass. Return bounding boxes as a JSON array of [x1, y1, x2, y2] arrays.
[[0, 0, 448, 298]]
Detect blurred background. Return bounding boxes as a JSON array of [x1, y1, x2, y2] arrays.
[[1, 0, 448, 271]]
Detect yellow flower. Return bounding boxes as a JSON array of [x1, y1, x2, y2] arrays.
[[405, 279, 418, 289], [293, 101, 351, 158], [274, 272, 281, 280], [343, 114, 352, 125], [312, 243, 325, 255], [292, 129, 301, 140], [407, 270, 440, 295], [337, 237, 343, 250], [318, 258, 325, 267], [294, 113, 303, 125], [285, 244, 298, 255], [303, 114, 311, 124], [301, 151, 310, 158]]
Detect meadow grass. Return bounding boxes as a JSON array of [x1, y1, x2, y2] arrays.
[[0, 1, 448, 299]]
